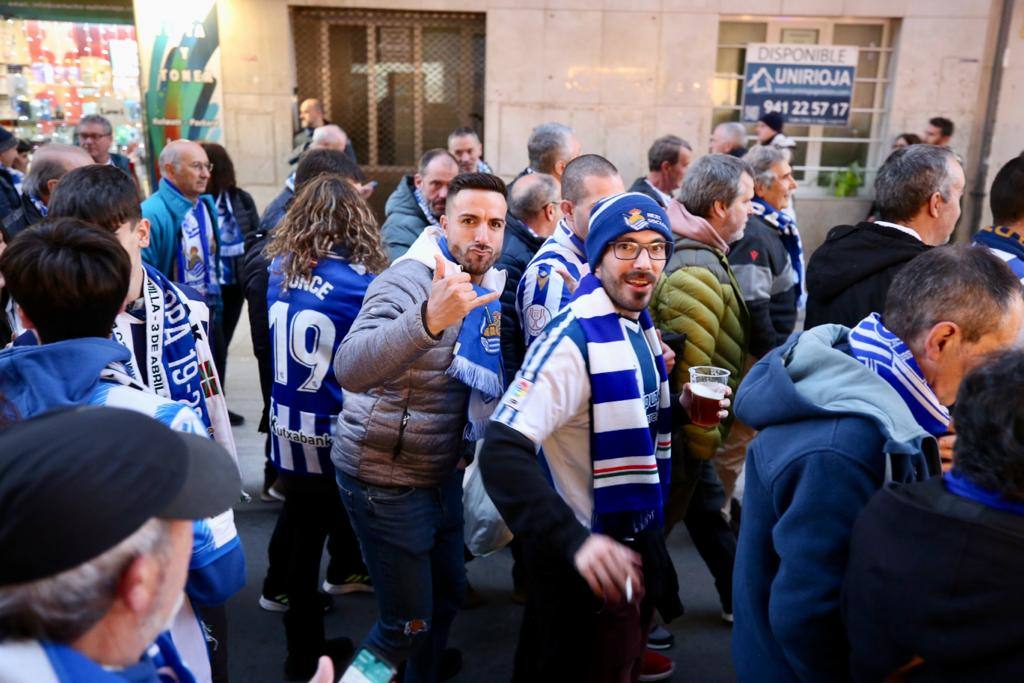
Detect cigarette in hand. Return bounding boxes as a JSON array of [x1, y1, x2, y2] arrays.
[[625, 576, 633, 603]]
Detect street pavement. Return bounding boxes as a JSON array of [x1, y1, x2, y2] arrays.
[[223, 315, 737, 682]]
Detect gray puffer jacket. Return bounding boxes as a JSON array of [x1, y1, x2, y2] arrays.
[[332, 258, 469, 488]]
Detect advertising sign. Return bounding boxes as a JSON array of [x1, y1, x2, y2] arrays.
[[134, 0, 222, 177], [741, 43, 858, 127]]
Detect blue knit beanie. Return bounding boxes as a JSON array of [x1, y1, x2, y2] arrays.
[[584, 192, 673, 272]]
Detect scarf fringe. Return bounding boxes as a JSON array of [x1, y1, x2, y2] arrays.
[[446, 354, 503, 401]]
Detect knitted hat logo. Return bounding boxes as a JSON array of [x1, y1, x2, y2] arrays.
[[625, 207, 649, 230]]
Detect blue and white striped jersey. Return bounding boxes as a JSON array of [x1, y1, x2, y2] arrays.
[[267, 254, 375, 475], [516, 219, 589, 348]]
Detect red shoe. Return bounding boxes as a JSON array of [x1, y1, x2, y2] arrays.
[[638, 649, 675, 681]]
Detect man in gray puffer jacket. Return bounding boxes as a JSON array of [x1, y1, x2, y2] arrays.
[[334, 172, 507, 682]]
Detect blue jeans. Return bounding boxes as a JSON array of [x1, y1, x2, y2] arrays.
[[337, 469, 466, 683]]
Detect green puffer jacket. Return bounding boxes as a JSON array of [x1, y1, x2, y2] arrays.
[[651, 236, 750, 460]]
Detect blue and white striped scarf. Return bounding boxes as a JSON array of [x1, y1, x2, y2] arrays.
[[752, 195, 805, 305], [412, 185, 441, 227], [973, 225, 1024, 282], [849, 313, 951, 436], [570, 274, 673, 535]]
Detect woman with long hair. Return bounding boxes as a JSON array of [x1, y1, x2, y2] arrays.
[[261, 172, 387, 679], [199, 141, 260, 409]]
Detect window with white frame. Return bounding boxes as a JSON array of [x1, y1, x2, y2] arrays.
[[713, 18, 897, 194]]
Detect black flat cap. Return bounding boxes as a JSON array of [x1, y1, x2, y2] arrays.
[[0, 406, 240, 586]]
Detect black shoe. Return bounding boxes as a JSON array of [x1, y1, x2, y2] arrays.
[[462, 581, 486, 609], [283, 637, 354, 681], [439, 647, 462, 682], [228, 410, 245, 426]]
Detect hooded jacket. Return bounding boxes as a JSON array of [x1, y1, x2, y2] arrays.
[[732, 326, 940, 683], [381, 175, 432, 263], [805, 222, 930, 329]]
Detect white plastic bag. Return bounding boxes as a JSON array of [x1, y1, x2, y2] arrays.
[[462, 440, 513, 557]]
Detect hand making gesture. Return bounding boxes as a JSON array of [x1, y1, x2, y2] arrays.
[[424, 253, 501, 337]]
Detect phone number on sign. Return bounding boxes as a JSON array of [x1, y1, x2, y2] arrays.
[[761, 100, 850, 118]]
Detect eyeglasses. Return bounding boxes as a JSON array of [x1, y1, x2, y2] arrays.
[[187, 161, 214, 172], [611, 241, 669, 261]]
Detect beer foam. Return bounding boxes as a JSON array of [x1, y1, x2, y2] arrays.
[[691, 382, 727, 400]]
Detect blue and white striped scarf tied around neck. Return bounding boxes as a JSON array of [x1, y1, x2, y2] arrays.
[[570, 273, 673, 536], [849, 312, 951, 436]]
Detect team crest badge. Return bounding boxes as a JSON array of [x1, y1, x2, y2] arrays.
[[525, 304, 551, 336], [480, 308, 501, 354], [625, 208, 649, 231]]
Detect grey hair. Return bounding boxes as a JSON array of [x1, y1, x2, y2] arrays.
[[77, 114, 112, 136], [885, 244, 1023, 348], [417, 148, 458, 176], [744, 145, 788, 190], [678, 154, 754, 219], [311, 124, 347, 150], [715, 122, 747, 149], [528, 122, 574, 174], [509, 173, 559, 220], [447, 126, 480, 146], [23, 144, 89, 198], [648, 135, 691, 172], [875, 145, 960, 223], [0, 519, 171, 643], [158, 141, 185, 170]]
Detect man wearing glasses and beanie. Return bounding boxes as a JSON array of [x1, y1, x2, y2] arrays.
[[482, 192, 729, 682]]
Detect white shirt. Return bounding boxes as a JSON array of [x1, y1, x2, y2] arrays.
[[874, 220, 923, 243], [645, 179, 673, 207]]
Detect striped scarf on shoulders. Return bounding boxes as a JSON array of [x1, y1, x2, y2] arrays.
[[569, 274, 673, 535], [849, 312, 951, 436]]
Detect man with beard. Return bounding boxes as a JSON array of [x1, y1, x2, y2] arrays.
[[334, 173, 506, 681], [381, 149, 459, 262], [481, 192, 727, 682]]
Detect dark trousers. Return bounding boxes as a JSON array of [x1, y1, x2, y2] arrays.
[[212, 284, 244, 384], [193, 603, 229, 682], [671, 455, 736, 612], [515, 540, 654, 683], [268, 471, 362, 665], [337, 469, 466, 683]]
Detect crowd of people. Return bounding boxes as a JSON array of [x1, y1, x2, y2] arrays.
[[1, 98, 1023, 683]]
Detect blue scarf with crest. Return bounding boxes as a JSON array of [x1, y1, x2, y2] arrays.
[[849, 313, 951, 437], [437, 237, 504, 438]]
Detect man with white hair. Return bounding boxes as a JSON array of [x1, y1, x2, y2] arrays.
[[710, 122, 748, 158], [142, 140, 220, 308], [1, 143, 92, 239], [311, 124, 349, 153]]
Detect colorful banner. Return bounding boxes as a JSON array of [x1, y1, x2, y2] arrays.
[[133, 0, 222, 178], [741, 43, 859, 127]]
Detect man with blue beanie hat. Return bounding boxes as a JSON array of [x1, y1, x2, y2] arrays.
[[480, 192, 729, 682]]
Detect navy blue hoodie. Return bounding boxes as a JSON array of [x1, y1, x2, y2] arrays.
[[731, 325, 940, 683]]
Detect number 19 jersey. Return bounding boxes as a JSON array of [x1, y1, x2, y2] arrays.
[[267, 254, 375, 475]]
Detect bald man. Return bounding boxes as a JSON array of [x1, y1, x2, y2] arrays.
[[141, 140, 222, 308], [289, 98, 357, 165], [1, 143, 92, 239]]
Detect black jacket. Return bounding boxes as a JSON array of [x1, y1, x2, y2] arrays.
[[728, 213, 799, 356], [496, 215, 544, 384], [0, 168, 19, 226], [242, 228, 274, 433], [805, 222, 930, 329], [628, 176, 667, 207], [1, 192, 44, 241], [843, 477, 1024, 682]]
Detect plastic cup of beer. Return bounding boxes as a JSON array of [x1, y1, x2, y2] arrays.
[[688, 366, 730, 428]]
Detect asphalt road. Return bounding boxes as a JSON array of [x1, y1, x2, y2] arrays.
[[222, 314, 737, 683]]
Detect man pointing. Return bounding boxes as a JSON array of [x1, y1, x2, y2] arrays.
[[333, 172, 507, 681]]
